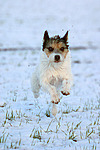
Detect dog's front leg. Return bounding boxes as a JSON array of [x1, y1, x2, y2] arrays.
[[49, 85, 60, 104], [42, 82, 60, 104], [61, 79, 72, 96]]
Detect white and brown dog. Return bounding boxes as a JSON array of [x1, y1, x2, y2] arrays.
[[31, 30, 73, 104]]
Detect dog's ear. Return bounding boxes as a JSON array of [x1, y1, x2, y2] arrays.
[[62, 31, 68, 43], [43, 30, 49, 41], [43, 30, 49, 51]]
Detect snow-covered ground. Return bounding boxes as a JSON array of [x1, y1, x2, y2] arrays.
[[0, 0, 100, 49], [0, 0, 100, 149]]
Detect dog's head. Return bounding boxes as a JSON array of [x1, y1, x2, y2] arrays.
[[42, 30, 69, 64]]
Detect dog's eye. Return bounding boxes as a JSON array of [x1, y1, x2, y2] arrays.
[[48, 47, 54, 52], [60, 47, 64, 52]]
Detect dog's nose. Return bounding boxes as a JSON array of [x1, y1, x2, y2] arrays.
[[55, 55, 60, 62]]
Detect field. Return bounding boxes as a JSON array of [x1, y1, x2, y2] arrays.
[[0, 0, 100, 149]]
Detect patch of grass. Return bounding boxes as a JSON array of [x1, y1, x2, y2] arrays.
[[30, 128, 42, 141], [45, 119, 54, 133], [6, 110, 15, 121], [17, 63, 21, 67], [45, 109, 51, 117], [82, 100, 100, 112], [2, 120, 7, 127], [3, 135, 21, 149], [0, 102, 7, 107], [63, 104, 80, 114], [85, 128, 94, 138], [16, 109, 26, 118], [5, 109, 26, 122], [0, 131, 9, 143], [4, 139, 21, 149], [62, 121, 82, 142]]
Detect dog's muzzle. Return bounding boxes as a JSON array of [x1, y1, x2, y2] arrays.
[[54, 55, 60, 62]]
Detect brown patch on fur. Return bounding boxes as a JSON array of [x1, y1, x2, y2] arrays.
[[64, 49, 69, 59], [44, 40, 69, 58], [52, 99, 60, 104], [51, 41, 64, 50], [61, 91, 70, 96], [44, 49, 69, 59], [43, 30, 69, 51], [44, 48, 51, 57], [43, 31, 69, 60], [44, 48, 69, 59]]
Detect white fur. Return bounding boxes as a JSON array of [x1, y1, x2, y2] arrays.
[[31, 50, 73, 103]]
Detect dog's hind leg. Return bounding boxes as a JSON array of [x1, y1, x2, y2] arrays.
[[31, 72, 40, 98]]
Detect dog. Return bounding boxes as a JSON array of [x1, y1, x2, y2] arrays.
[[31, 30, 73, 104]]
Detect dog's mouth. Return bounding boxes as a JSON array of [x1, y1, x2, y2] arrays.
[[54, 60, 61, 63]]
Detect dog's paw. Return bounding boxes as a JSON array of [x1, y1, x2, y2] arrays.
[[51, 99, 60, 104], [61, 91, 70, 96], [51, 95, 60, 104]]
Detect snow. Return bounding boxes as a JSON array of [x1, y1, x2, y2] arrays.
[[0, 0, 100, 48], [0, 0, 100, 149]]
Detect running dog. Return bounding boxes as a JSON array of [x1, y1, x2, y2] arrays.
[[31, 30, 73, 104]]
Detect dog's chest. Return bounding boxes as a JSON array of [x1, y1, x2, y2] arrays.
[[49, 75, 62, 88], [40, 58, 67, 86]]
